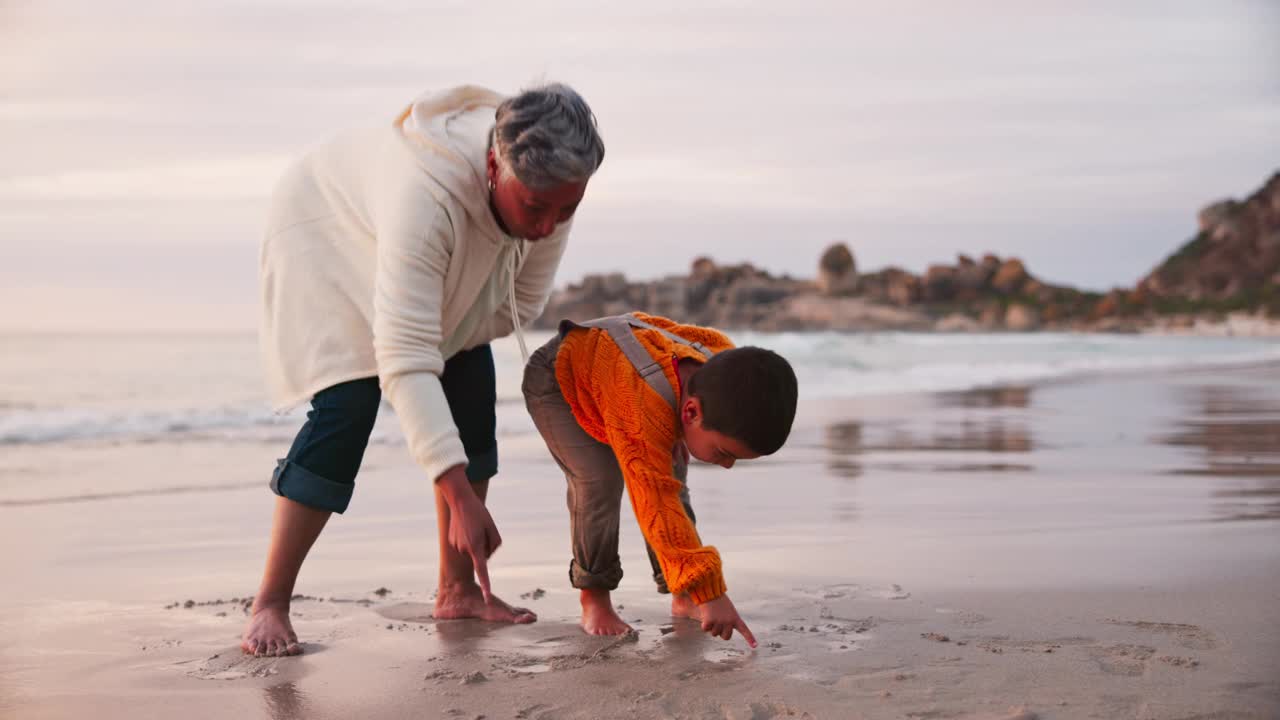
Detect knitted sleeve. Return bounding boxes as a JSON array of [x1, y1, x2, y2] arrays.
[[602, 402, 727, 604]]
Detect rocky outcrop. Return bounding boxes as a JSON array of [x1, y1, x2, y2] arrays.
[[536, 248, 1070, 332], [1135, 172, 1280, 312], [536, 171, 1279, 332], [538, 260, 817, 331]]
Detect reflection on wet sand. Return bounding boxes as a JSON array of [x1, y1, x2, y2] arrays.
[[934, 386, 1032, 409], [818, 386, 1037, 523], [871, 419, 1033, 453], [1160, 384, 1280, 522], [823, 385, 1035, 478], [264, 681, 309, 720], [824, 421, 862, 480]]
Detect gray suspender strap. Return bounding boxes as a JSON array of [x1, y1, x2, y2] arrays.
[[618, 315, 716, 360], [557, 314, 716, 410]]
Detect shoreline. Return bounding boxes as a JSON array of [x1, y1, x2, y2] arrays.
[[6, 310, 1280, 339]]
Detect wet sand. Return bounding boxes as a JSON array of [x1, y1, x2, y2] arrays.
[[2, 363, 1279, 719]]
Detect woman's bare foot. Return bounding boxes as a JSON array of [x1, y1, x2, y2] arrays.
[[433, 582, 536, 623], [670, 593, 701, 621], [579, 589, 633, 636], [241, 602, 302, 657]]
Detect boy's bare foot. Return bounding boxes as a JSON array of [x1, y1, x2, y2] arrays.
[[579, 589, 633, 635], [670, 593, 701, 620], [433, 582, 536, 623], [241, 602, 302, 657]]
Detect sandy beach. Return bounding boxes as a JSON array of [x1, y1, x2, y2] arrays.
[[3, 362, 1278, 719]]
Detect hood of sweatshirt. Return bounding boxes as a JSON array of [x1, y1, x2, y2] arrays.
[[394, 85, 536, 361], [394, 85, 514, 247]]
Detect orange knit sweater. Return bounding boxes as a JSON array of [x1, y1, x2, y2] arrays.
[[555, 313, 735, 604]]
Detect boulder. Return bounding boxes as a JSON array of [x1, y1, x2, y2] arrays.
[[979, 303, 1003, 329], [934, 313, 981, 332], [728, 278, 792, 307], [1022, 279, 1053, 303], [816, 243, 858, 296], [690, 257, 718, 281], [922, 264, 956, 302], [578, 272, 629, 300], [1005, 304, 1041, 331], [954, 259, 995, 298], [645, 278, 688, 317], [885, 269, 921, 306], [991, 258, 1029, 294]]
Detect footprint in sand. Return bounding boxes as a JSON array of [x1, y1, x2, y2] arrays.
[[807, 582, 910, 601], [816, 583, 859, 600], [1156, 654, 1200, 669], [934, 607, 991, 626], [975, 635, 1092, 656], [702, 646, 748, 665], [515, 703, 558, 720], [719, 700, 813, 720], [1087, 643, 1158, 677], [1104, 619, 1219, 650], [501, 656, 552, 675], [187, 649, 299, 681], [984, 708, 1038, 720]]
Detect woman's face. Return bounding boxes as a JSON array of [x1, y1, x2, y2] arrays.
[[487, 150, 587, 241]]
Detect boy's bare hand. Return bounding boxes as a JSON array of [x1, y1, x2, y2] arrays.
[[697, 594, 757, 648], [437, 465, 502, 602]]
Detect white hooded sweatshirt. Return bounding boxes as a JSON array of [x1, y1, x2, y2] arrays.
[[260, 86, 570, 483]]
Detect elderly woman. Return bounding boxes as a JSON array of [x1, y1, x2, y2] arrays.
[[242, 84, 605, 656]]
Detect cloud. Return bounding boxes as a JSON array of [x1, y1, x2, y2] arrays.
[[0, 156, 291, 200], [0, 284, 256, 333]]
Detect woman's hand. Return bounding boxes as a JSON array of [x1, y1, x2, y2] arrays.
[[437, 465, 502, 602], [697, 594, 757, 648]]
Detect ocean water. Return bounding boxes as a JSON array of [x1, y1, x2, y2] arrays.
[[2, 330, 1278, 449]]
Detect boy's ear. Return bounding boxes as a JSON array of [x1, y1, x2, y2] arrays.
[[682, 396, 702, 426]]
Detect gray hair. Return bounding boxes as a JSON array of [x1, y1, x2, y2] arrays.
[[492, 83, 605, 190]]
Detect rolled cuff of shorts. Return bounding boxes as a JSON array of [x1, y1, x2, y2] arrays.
[[270, 458, 353, 514], [569, 559, 624, 591], [465, 444, 499, 483]]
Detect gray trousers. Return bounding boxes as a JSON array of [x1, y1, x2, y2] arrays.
[[522, 334, 695, 593]]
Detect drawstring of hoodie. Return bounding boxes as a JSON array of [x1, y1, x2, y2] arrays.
[[507, 239, 530, 363]]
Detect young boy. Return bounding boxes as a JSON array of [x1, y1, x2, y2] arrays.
[[522, 312, 798, 647]]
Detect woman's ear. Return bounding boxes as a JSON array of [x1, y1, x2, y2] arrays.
[[486, 149, 499, 188]]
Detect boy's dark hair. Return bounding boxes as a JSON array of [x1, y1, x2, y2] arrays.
[[687, 346, 798, 455]]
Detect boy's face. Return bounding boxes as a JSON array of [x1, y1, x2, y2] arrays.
[[680, 396, 761, 469]]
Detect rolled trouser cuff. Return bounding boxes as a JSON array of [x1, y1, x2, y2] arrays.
[[270, 458, 354, 514], [568, 559, 624, 591]]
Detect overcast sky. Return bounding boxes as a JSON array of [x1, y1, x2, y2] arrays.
[[2, 0, 1277, 331]]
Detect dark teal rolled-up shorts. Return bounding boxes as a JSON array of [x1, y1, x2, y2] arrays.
[[269, 344, 499, 514]]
